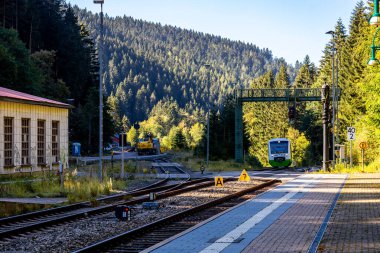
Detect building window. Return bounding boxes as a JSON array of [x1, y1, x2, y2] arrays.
[[4, 117, 13, 167], [21, 118, 30, 165], [37, 120, 45, 165], [52, 121, 59, 163]]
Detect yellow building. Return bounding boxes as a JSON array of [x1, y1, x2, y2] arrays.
[[0, 87, 70, 174]]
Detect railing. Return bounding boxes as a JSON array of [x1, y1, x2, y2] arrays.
[[234, 88, 340, 102]]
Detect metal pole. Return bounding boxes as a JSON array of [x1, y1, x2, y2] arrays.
[[98, 3, 103, 181], [207, 108, 209, 166], [322, 83, 330, 171], [121, 133, 124, 178], [331, 44, 336, 170], [350, 140, 353, 168], [375, 0, 379, 16], [205, 65, 211, 166], [336, 56, 339, 143], [59, 161, 64, 192], [362, 149, 364, 172]]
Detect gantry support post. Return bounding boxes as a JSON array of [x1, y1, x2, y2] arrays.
[[235, 99, 243, 163]]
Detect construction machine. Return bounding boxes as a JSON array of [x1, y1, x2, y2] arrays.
[[136, 133, 160, 155]]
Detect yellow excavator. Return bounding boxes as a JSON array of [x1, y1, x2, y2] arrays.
[[136, 133, 160, 155]]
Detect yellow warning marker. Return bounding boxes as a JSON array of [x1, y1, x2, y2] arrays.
[[238, 169, 251, 182], [215, 176, 224, 187]]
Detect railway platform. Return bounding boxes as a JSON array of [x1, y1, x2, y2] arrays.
[[144, 173, 380, 253]]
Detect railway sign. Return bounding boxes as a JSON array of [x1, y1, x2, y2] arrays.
[[238, 169, 251, 182], [215, 176, 224, 187], [359, 141, 368, 150], [347, 127, 356, 141]]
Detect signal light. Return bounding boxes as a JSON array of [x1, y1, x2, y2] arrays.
[[115, 205, 131, 221], [288, 106, 296, 119]]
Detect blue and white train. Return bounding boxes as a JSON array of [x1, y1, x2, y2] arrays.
[[268, 138, 292, 168]]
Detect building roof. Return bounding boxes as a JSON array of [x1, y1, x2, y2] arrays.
[[0, 87, 70, 108]]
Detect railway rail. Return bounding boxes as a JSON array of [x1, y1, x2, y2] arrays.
[[0, 178, 168, 226], [74, 179, 281, 253], [0, 178, 215, 240]]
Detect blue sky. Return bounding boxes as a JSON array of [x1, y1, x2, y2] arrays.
[[68, 0, 360, 65]]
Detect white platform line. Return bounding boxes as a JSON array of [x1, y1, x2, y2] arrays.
[[199, 176, 320, 253]]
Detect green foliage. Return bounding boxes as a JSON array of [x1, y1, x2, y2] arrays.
[[189, 123, 205, 149], [0, 177, 61, 198], [173, 128, 187, 150], [31, 50, 70, 101], [3, 0, 378, 167], [74, 7, 298, 125], [127, 127, 138, 146], [287, 128, 310, 166], [0, 1, 115, 154], [0, 27, 42, 94], [65, 177, 116, 203]]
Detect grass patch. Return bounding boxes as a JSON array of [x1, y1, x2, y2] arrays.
[[0, 170, 128, 203], [0, 172, 62, 198], [315, 160, 380, 174], [0, 170, 54, 182], [72, 160, 153, 179], [64, 174, 127, 203]]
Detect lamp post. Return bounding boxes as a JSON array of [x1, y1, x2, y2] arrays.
[[326, 30, 336, 170], [322, 83, 330, 171], [203, 63, 211, 166], [121, 133, 125, 179], [94, 0, 104, 181], [369, 0, 380, 66]]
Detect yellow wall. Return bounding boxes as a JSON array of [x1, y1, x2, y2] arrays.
[[0, 101, 69, 174]]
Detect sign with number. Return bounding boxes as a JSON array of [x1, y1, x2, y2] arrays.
[[347, 127, 355, 141], [359, 142, 368, 150], [238, 169, 251, 182]]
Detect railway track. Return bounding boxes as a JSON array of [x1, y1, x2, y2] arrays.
[[0, 179, 168, 227], [74, 179, 281, 253], [154, 165, 188, 175], [0, 178, 215, 240], [151, 157, 189, 176]]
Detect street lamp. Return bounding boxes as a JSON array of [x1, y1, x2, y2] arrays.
[[369, 0, 380, 66], [94, 0, 104, 181], [368, 31, 380, 66], [370, 0, 380, 26], [326, 30, 337, 170], [203, 63, 211, 166]]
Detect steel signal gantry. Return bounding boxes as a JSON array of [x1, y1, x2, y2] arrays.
[[234, 87, 340, 163]]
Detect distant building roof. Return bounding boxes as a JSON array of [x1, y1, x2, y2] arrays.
[[0, 87, 70, 108]]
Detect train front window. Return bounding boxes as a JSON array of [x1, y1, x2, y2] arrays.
[[270, 141, 288, 154]]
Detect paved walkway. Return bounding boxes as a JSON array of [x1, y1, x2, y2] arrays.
[[146, 174, 346, 253], [147, 173, 380, 252], [317, 173, 380, 253], [242, 174, 345, 253]]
